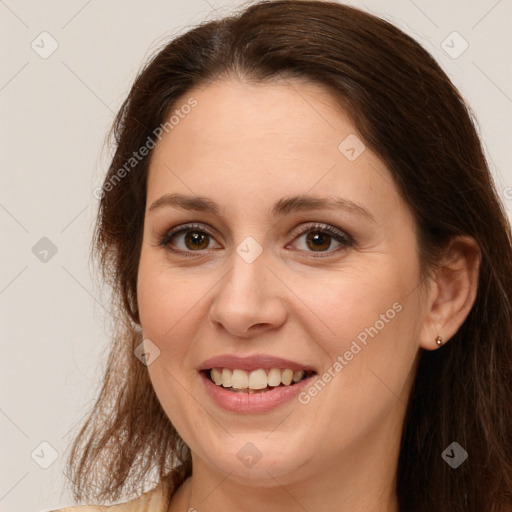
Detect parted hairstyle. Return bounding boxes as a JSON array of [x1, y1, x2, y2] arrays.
[[65, 1, 512, 511]]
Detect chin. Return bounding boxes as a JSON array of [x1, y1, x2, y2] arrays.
[[195, 433, 316, 484]]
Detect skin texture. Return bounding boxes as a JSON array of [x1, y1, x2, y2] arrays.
[[136, 78, 480, 512]]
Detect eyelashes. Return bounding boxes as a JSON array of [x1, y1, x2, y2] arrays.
[[157, 222, 355, 258], [287, 223, 354, 256]]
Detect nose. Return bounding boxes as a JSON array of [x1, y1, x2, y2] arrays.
[[208, 249, 287, 338]]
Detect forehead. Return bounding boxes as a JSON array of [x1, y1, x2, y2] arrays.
[[146, 77, 403, 222], [154, 77, 353, 158]]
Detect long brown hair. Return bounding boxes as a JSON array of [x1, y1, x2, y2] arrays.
[[65, 1, 512, 510]]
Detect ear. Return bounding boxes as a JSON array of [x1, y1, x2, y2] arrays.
[[419, 235, 481, 351]]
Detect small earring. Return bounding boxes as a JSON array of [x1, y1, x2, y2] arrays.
[[435, 335, 443, 347]]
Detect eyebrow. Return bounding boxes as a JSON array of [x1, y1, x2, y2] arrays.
[[148, 193, 376, 222]]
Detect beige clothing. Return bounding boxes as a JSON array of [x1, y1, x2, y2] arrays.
[[49, 480, 170, 512]]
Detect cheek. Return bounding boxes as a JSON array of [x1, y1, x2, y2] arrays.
[[137, 259, 206, 435], [296, 262, 419, 413], [138, 248, 196, 334], [137, 254, 192, 364], [136, 252, 220, 378], [297, 263, 407, 354]]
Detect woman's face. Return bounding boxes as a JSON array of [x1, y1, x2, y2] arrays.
[[137, 78, 429, 486]]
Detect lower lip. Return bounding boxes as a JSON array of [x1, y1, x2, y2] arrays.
[[200, 371, 315, 413]]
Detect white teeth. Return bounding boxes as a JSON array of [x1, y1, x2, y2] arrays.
[[231, 369, 249, 389], [221, 368, 231, 387], [248, 369, 268, 389], [208, 368, 309, 390], [281, 369, 293, 385], [211, 368, 223, 385], [267, 368, 282, 387]]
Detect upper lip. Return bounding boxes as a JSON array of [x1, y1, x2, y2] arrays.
[[198, 354, 317, 373]]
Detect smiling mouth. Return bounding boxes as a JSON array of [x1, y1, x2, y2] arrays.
[[203, 367, 316, 393]]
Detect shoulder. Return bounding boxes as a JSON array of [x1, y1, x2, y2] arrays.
[[47, 480, 169, 512]]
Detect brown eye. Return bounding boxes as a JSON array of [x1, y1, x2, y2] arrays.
[[183, 231, 210, 250], [304, 231, 333, 251], [289, 223, 354, 257], [159, 223, 221, 255]]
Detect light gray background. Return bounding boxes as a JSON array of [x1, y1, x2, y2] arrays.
[[1, 1, 511, 511]]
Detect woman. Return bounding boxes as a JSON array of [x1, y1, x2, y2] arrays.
[[52, 1, 512, 511]]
